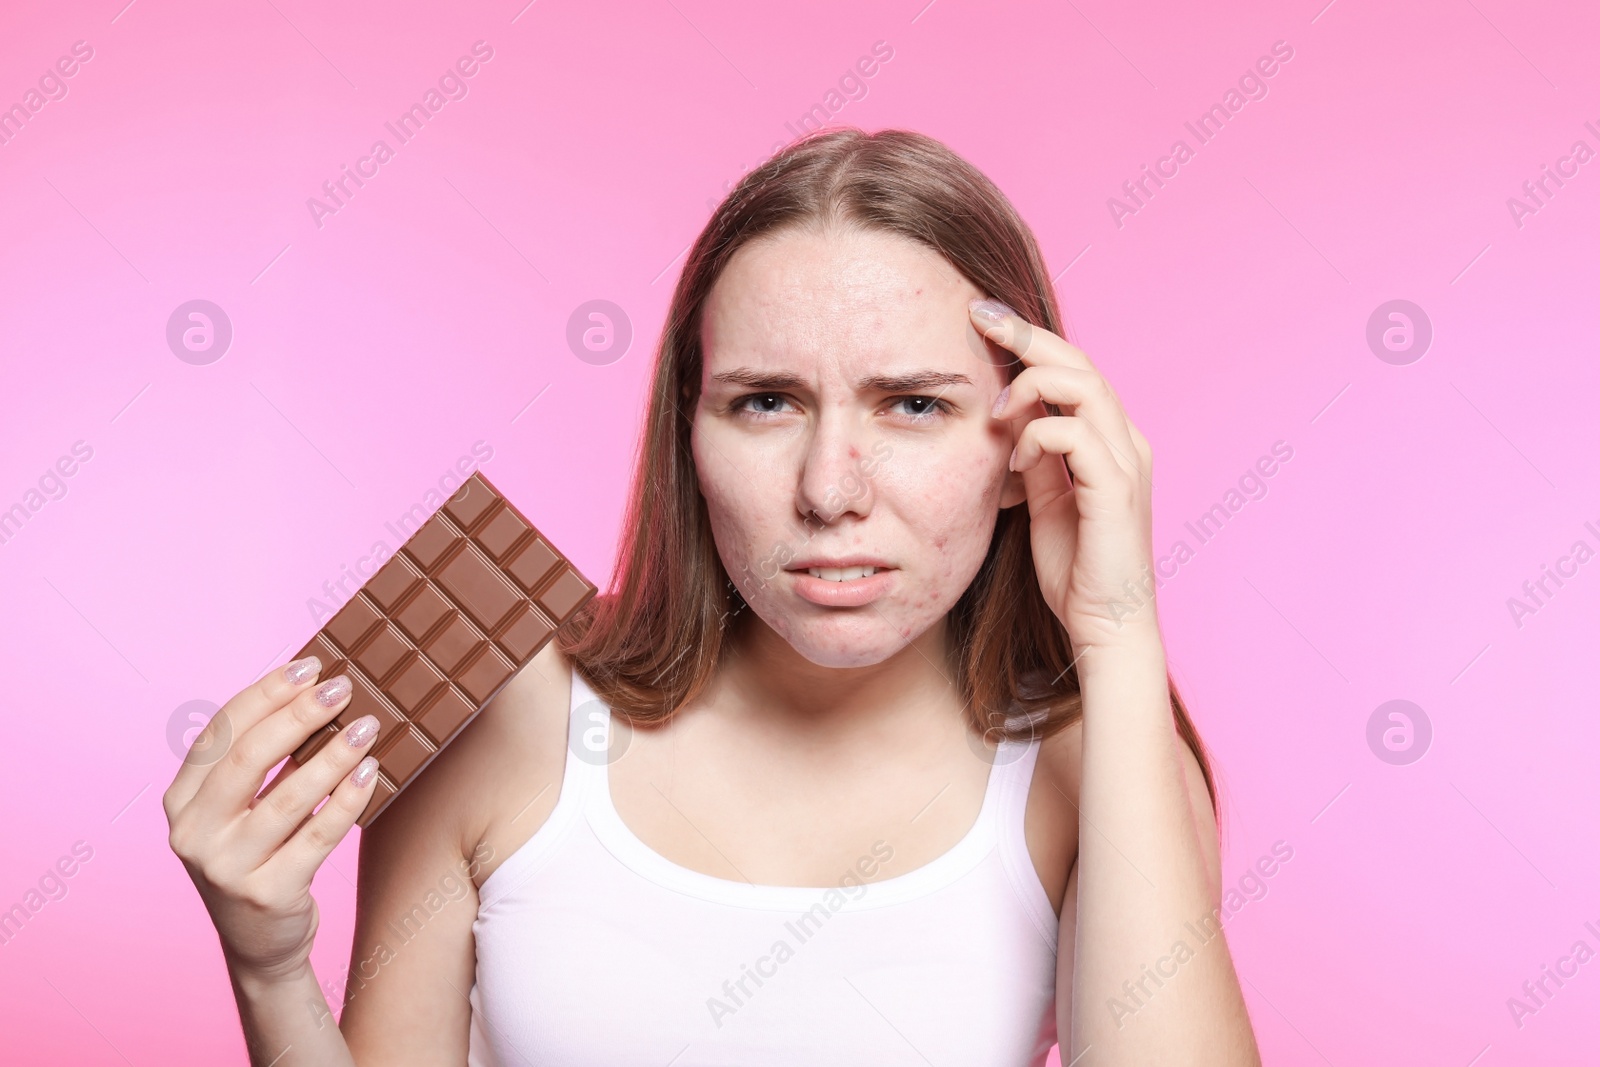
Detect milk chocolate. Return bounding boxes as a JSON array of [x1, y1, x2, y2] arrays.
[[287, 471, 594, 826]]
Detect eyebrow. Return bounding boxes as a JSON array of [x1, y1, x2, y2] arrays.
[[708, 368, 974, 392]]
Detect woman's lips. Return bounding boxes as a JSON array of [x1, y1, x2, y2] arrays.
[[788, 567, 896, 607]]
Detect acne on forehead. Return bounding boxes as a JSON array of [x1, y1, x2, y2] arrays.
[[708, 229, 969, 323]]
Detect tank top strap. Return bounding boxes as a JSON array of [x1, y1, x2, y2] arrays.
[[475, 662, 608, 909], [990, 733, 1060, 950], [563, 664, 614, 812]]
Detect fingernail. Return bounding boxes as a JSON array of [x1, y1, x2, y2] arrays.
[[1008, 445, 1019, 471], [315, 675, 352, 707], [970, 298, 1013, 323], [344, 714, 380, 748], [991, 384, 1011, 418], [284, 655, 321, 685], [350, 756, 379, 788]]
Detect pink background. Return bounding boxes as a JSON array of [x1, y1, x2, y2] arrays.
[[2, 0, 1597, 1062]]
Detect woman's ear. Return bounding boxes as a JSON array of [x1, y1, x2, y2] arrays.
[[999, 465, 1028, 509], [997, 401, 1028, 509]]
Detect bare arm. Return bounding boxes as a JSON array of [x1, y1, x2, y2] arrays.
[[967, 297, 1258, 1065], [1068, 635, 1257, 1065], [329, 747, 483, 1061], [338, 640, 572, 1062]]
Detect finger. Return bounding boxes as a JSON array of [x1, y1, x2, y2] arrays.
[[249, 762, 312, 850], [165, 654, 325, 812], [968, 299, 1097, 374], [265, 755, 383, 884], [191, 674, 355, 817], [1012, 415, 1130, 514], [995, 364, 1141, 480], [241, 715, 382, 861], [1128, 422, 1153, 471], [253, 758, 295, 807]]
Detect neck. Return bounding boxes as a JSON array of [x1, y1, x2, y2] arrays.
[[711, 614, 968, 746]]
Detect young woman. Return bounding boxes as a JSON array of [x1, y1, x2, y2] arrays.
[[165, 128, 1261, 1066]]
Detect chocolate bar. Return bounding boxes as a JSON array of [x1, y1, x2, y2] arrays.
[[287, 471, 595, 826]]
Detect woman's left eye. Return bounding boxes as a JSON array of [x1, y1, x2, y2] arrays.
[[888, 396, 953, 421]]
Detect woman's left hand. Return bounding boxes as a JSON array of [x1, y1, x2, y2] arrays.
[[970, 298, 1161, 655]]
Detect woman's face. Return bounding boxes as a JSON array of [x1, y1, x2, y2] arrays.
[[691, 224, 1028, 669]]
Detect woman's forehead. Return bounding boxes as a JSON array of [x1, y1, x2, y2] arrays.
[[700, 233, 981, 382], [710, 226, 968, 313]]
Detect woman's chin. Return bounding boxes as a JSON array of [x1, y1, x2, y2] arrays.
[[779, 619, 925, 670]]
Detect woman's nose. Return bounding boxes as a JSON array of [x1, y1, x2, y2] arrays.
[[794, 419, 874, 522]]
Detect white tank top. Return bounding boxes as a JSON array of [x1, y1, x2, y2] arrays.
[[466, 663, 1060, 1066]]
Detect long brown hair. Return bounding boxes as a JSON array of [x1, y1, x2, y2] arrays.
[[556, 126, 1217, 815]]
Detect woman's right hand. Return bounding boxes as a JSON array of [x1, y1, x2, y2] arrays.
[[163, 655, 382, 984]]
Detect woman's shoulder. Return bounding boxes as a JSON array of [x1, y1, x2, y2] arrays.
[[359, 640, 575, 887]]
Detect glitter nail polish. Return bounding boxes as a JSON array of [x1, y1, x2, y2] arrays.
[[284, 655, 321, 685], [314, 675, 352, 707]]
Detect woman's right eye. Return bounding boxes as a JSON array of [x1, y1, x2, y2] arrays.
[[732, 393, 794, 418]]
